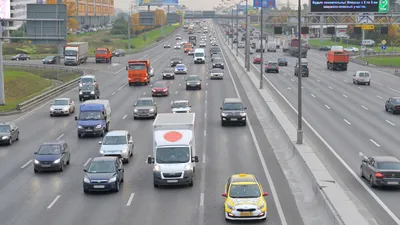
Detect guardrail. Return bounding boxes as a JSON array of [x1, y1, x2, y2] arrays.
[[3, 62, 84, 73], [395, 69, 400, 76], [349, 58, 370, 66]]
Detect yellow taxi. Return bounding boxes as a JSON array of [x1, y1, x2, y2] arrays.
[[222, 173, 268, 220]]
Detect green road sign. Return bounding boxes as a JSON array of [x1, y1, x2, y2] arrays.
[[379, 0, 389, 13]]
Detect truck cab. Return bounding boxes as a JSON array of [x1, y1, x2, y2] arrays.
[[126, 60, 150, 86], [193, 48, 205, 64], [75, 100, 111, 138], [95, 48, 113, 63]]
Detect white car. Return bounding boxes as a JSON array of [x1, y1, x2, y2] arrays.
[[163, 44, 171, 48], [238, 42, 245, 48], [199, 42, 206, 48], [98, 130, 133, 163], [174, 64, 187, 74], [174, 45, 181, 49], [50, 98, 75, 116], [171, 100, 192, 113], [344, 47, 359, 52]]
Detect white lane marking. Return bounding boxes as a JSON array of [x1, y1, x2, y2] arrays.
[[21, 160, 32, 169], [200, 193, 205, 206], [175, 91, 178, 95], [204, 130, 206, 137], [126, 193, 135, 206], [388, 87, 400, 93], [143, 92, 146, 95], [343, 119, 351, 125], [372, 81, 383, 86], [287, 87, 291, 90], [311, 94, 316, 98], [325, 105, 331, 109], [344, 80, 348, 83], [317, 79, 320, 82], [47, 195, 61, 209], [179, 83, 181, 86], [343, 94, 348, 98], [56, 134, 64, 140], [316, 88, 321, 91], [369, 139, 381, 147], [206, 82, 208, 86], [204, 112, 207, 118], [117, 85, 124, 91], [202, 152, 206, 164], [377, 95, 383, 99], [83, 158, 92, 167], [386, 120, 395, 126], [358, 87, 363, 90], [301, 86, 304, 89], [284, 73, 287, 76], [328, 86, 333, 90], [331, 74, 336, 77], [122, 115, 127, 120], [220, 48, 288, 225], [290, 79, 294, 82], [112, 92, 116, 96], [361, 105, 368, 110]]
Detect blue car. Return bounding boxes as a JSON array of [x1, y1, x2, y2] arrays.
[[33, 140, 71, 173]]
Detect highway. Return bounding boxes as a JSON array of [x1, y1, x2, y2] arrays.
[[0, 27, 304, 225], [235, 33, 400, 224]]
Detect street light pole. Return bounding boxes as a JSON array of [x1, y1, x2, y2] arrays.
[[236, 4, 239, 56], [296, 0, 303, 144], [231, 8, 234, 49], [259, 6, 263, 89], [245, 0, 250, 71], [128, 3, 132, 52]]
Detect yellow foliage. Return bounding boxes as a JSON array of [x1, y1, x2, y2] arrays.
[[131, 9, 166, 33], [47, 0, 76, 17], [131, 13, 145, 34], [68, 18, 79, 29], [388, 25, 400, 39]]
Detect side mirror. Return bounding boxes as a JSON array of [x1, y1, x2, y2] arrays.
[[83, 169, 87, 172], [98, 141, 102, 144], [118, 168, 123, 171], [128, 140, 133, 144], [33, 152, 37, 154], [244, 107, 247, 110], [192, 156, 199, 163], [74, 116, 78, 120], [147, 155, 154, 164], [362, 159, 368, 163], [222, 193, 227, 197], [263, 192, 269, 196], [220, 107, 222, 110]]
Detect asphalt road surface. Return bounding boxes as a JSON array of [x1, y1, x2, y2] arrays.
[[0, 28, 304, 225], [237, 36, 400, 225]]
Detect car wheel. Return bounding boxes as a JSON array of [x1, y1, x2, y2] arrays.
[[16, 132, 19, 141], [125, 157, 129, 163], [67, 158, 70, 165], [369, 176, 376, 188], [77, 133, 82, 138], [100, 130, 105, 137], [130, 150, 133, 157], [385, 106, 388, 111], [84, 189, 90, 194], [115, 181, 120, 192], [360, 166, 364, 178], [8, 138, 12, 145], [133, 116, 137, 120], [34, 169, 39, 173], [243, 121, 247, 126], [188, 178, 194, 187], [154, 182, 159, 188], [59, 162, 64, 171], [392, 108, 396, 114], [221, 121, 225, 126]]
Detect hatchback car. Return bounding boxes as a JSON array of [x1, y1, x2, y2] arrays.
[[0, 122, 19, 145], [199, 42, 206, 48], [152, 82, 169, 96], [253, 55, 261, 64], [210, 68, 224, 80], [220, 98, 247, 126], [42, 56, 57, 64], [171, 100, 192, 113], [212, 59, 225, 69], [277, 58, 288, 66], [265, 61, 279, 73], [175, 64, 187, 74], [50, 98, 75, 116], [385, 97, 400, 114], [185, 75, 202, 90], [83, 156, 124, 193], [162, 68, 175, 79], [33, 140, 71, 172], [133, 97, 157, 119], [99, 130, 134, 163]]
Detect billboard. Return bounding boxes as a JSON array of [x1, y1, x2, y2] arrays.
[[139, 0, 178, 6], [253, 0, 275, 8], [0, 0, 11, 19], [310, 0, 388, 13]]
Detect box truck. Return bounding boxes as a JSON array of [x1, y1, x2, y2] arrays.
[[64, 42, 89, 66]]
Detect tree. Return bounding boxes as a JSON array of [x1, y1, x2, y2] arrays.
[[68, 18, 79, 30], [111, 17, 128, 35]]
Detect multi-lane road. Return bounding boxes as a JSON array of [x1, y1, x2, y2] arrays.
[[234, 32, 400, 224], [0, 27, 304, 225]]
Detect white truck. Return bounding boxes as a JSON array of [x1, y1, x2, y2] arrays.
[[267, 41, 277, 52], [147, 113, 199, 188], [193, 48, 205, 64], [64, 42, 89, 66], [282, 39, 290, 52]]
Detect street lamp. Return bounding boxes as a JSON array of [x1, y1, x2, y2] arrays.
[[296, 0, 303, 144]]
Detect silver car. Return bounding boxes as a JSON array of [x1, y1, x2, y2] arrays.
[[50, 98, 75, 116], [210, 68, 224, 80], [149, 66, 154, 77], [133, 97, 157, 119], [98, 130, 134, 163], [79, 75, 96, 90], [171, 100, 192, 113]]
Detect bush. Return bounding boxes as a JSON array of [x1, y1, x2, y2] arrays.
[[101, 38, 112, 43], [3, 43, 58, 55]]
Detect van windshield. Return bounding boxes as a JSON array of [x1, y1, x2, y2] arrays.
[[156, 147, 190, 163], [79, 111, 104, 120], [195, 53, 204, 57], [64, 50, 77, 56]]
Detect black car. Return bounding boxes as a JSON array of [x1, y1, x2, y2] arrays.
[[0, 122, 19, 145], [42, 56, 57, 64], [210, 47, 220, 56], [319, 46, 331, 51], [162, 68, 175, 79], [33, 140, 71, 173], [79, 84, 100, 101], [265, 61, 279, 73], [277, 58, 288, 66], [170, 57, 183, 67], [83, 156, 124, 193], [113, 49, 126, 57], [385, 97, 400, 114], [294, 64, 309, 77], [11, 54, 30, 61], [220, 98, 247, 126], [212, 58, 225, 69], [185, 75, 202, 90], [360, 154, 400, 188]]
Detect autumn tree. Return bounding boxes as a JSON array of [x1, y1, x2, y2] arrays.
[[68, 18, 79, 30]]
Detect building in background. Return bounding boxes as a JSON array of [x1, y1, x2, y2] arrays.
[[7, 0, 37, 31]]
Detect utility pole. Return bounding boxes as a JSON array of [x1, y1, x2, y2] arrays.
[[0, 21, 4, 105], [245, 0, 250, 71], [128, 3, 132, 52], [296, 0, 303, 144], [231, 8, 234, 49], [259, 6, 263, 89], [236, 4, 239, 57]]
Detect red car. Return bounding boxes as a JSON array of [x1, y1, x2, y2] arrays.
[[152, 81, 169, 97], [253, 55, 261, 64]]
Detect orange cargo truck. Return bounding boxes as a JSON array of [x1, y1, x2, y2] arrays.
[[183, 43, 193, 53], [95, 48, 113, 63], [327, 50, 349, 71], [126, 60, 150, 86]]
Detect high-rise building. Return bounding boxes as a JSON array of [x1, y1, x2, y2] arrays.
[[7, 0, 38, 31]]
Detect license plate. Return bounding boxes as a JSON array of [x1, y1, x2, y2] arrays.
[[41, 165, 51, 167], [84, 95, 89, 97], [86, 129, 92, 131], [191, 84, 196, 86], [166, 180, 178, 183], [231, 118, 238, 121], [93, 185, 105, 188], [240, 212, 253, 216], [387, 181, 399, 185]]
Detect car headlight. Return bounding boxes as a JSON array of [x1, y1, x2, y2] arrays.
[[78, 125, 82, 129], [63, 107, 69, 111], [197, 82, 201, 85], [221, 113, 227, 117], [213, 64, 216, 66], [50, 107, 54, 111], [257, 202, 265, 209], [221, 63, 224, 65], [185, 164, 193, 170], [187, 83, 190, 85], [227, 203, 235, 210], [108, 176, 117, 183], [79, 83, 82, 87], [34, 159, 39, 164], [122, 148, 128, 153], [149, 109, 154, 112], [171, 61, 173, 63], [95, 124, 102, 129], [240, 112, 247, 116], [154, 165, 161, 172], [83, 176, 90, 183], [90, 91, 95, 94], [79, 91, 82, 94], [179, 61, 182, 63], [53, 159, 61, 164], [99, 150, 104, 154], [134, 109, 138, 112], [2, 136, 9, 139]]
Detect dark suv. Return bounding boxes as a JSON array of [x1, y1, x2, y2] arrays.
[[79, 84, 100, 101], [294, 64, 309, 77], [220, 98, 247, 126]]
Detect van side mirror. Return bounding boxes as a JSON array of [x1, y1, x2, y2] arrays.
[[98, 141, 102, 145], [220, 107, 222, 110], [192, 156, 199, 163], [33, 152, 37, 154], [263, 192, 269, 196], [74, 116, 78, 120], [362, 159, 368, 163], [244, 107, 247, 110], [83, 169, 87, 172], [128, 140, 133, 144], [147, 155, 154, 164]]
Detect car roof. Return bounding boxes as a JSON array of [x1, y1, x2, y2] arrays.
[[0, 122, 12, 126], [54, 97, 70, 101], [224, 98, 242, 103], [173, 100, 189, 103], [373, 156, 400, 163], [81, 75, 95, 78], [42, 140, 65, 145], [268, 61, 278, 63], [188, 75, 200, 78], [138, 97, 153, 101], [230, 173, 257, 184], [176, 64, 185, 67], [105, 130, 129, 136], [91, 156, 118, 162], [171, 57, 182, 60]]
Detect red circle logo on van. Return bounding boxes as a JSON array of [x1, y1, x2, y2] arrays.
[[164, 131, 183, 142]]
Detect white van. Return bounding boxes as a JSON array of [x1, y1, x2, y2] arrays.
[[353, 71, 371, 85], [193, 48, 205, 64], [267, 42, 276, 52]]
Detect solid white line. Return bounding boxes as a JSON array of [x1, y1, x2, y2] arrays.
[[47, 195, 61, 209], [56, 134, 64, 140], [369, 139, 381, 147], [112, 92, 116, 95], [175, 91, 178, 95], [317, 79, 320, 82], [311, 94, 316, 98], [386, 120, 395, 126], [220, 47, 288, 225], [287, 87, 291, 90], [117, 86, 124, 91], [204, 112, 207, 118], [372, 81, 383, 86], [126, 193, 135, 206], [343, 94, 348, 98], [21, 160, 32, 169], [358, 87, 363, 90], [204, 130, 206, 137], [206, 82, 208, 86], [361, 105, 368, 110], [343, 119, 351, 125], [122, 115, 127, 120], [325, 105, 331, 109], [388, 87, 400, 93], [328, 86, 333, 90], [83, 158, 92, 167], [202, 152, 206, 164], [200, 193, 204, 206], [179, 83, 181, 86], [377, 95, 383, 99], [344, 80, 348, 83]]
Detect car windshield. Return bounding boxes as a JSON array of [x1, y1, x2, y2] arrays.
[[96, 50, 107, 54], [128, 64, 146, 70], [163, 69, 174, 73], [136, 100, 153, 106], [393, 99, 400, 103], [79, 111, 103, 120], [211, 69, 222, 73], [0, 125, 10, 132], [53, 99, 68, 105], [377, 162, 400, 170], [224, 103, 243, 110], [80, 77, 93, 83], [176, 65, 185, 68], [278, 58, 286, 62], [187, 76, 200, 81], [229, 184, 261, 198], [172, 101, 189, 108], [102, 135, 127, 145], [45, 56, 54, 60], [172, 58, 181, 61], [64, 50, 77, 56], [153, 83, 166, 88], [214, 59, 223, 63], [156, 147, 190, 163], [87, 161, 116, 173], [37, 145, 61, 155], [81, 85, 94, 91]]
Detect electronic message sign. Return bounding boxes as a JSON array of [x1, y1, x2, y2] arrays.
[[310, 0, 388, 13]]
